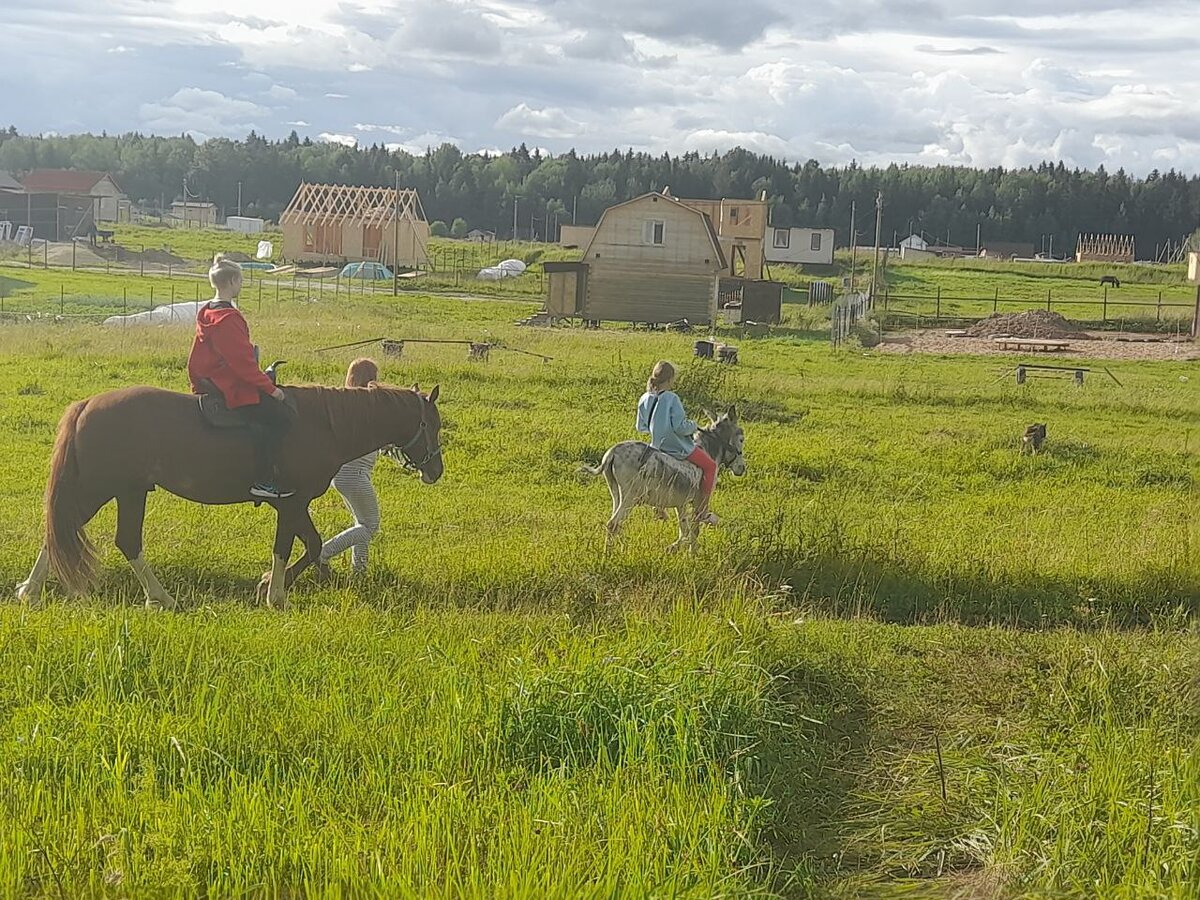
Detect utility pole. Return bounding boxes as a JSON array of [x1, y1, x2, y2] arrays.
[[572, 194, 577, 225], [392, 173, 400, 296], [849, 200, 857, 293], [512, 198, 519, 240], [871, 191, 883, 300], [237, 181, 243, 217], [182, 177, 187, 228], [976, 222, 981, 254]]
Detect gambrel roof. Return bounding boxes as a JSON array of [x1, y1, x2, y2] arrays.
[[279, 183, 427, 229]]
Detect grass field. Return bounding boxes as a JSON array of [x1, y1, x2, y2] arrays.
[[0, 291, 1197, 895], [6, 232, 1194, 328]]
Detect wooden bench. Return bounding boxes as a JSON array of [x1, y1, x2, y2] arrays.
[[993, 337, 1070, 352]]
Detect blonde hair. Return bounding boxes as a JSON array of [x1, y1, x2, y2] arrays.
[[346, 357, 379, 388], [647, 360, 676, 392], [208, 253, 243, 292]]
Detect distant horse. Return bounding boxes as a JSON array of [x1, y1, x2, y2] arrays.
[[584, 407, 746, 553], [1099, 275, 1120, 288], [15, 383, 443, 609], [1021, 423, 1047, 455]]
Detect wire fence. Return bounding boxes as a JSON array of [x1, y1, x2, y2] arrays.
[[879, 285, 1197, 327], [831, 292, 873, 347]]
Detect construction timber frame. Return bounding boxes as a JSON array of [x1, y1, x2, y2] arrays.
[[279, 182, 431, 269], [1076, 233, 1135, 264]]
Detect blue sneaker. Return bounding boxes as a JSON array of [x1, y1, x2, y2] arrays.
[[250, 483, 295, 499]]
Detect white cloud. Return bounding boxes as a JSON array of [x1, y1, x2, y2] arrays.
[[318, 132, 358, 147], [264, 83, 297, 101], [1, 0, 1197, 172], [287, 119, 310, 126], [495, 103, 584, 140], [139, 87, 267, 135]]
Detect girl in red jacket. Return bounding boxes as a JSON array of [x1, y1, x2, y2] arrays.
[[188, 254, 295, 499]]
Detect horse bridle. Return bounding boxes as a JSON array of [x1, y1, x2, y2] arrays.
[[385, 397, 442, 472]]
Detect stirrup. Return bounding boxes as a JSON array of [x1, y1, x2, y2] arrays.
[[250, 483, 295, 500]]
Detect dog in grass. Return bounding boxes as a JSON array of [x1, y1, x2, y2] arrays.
[[1021, 423, 1047, 455]]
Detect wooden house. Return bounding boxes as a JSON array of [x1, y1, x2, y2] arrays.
[[766, 227, 835, 265], [545, 191, 727, 325], [279, 183, 430, 268], [19, 169, 128, 222], [678, 194, 768, 278]]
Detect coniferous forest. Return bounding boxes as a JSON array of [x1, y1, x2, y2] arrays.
[[2, 127, 1197, 256]]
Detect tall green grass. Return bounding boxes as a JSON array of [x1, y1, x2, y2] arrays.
[[0, 292, 1197, 895]]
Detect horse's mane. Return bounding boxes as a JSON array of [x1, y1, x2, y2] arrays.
[[288, 383, 421, 444]]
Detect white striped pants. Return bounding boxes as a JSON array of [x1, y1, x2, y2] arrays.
[[319, 455, 380, 575]]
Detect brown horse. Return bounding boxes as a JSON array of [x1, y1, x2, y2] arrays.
[[15, 383, 443, 609]]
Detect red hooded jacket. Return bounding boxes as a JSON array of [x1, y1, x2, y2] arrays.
[[187, 302, 276, 408]]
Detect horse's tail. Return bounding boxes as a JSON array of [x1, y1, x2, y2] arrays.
[[45, 400, 97, 595]]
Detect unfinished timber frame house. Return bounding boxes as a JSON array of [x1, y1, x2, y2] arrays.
[[280, 183, 431, 268]]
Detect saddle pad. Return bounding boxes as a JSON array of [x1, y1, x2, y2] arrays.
[[197, 393, 248, 430]]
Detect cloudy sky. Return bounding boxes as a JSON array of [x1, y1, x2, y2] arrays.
[[1, 0, 1196, 173]]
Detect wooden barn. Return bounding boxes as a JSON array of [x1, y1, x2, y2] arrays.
[[1077, 233, 1134, 264], [545, 191, 726, 325], [279, 183, 430, 268], [19, 170, 128, 223]]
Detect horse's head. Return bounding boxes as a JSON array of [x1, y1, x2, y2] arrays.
[[703, 405, 746, 477], [383, 384, 443, 484]]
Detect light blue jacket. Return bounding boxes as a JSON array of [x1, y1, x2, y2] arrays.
[[636, 390, 697, 459]]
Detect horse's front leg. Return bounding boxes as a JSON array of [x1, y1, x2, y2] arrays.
[[258, 506, 297, 610]]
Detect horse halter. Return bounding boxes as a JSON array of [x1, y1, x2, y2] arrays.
[[387, 397, 442, 472], [705, 423, 744, 468]]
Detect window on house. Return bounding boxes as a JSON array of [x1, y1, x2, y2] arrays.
[[643, 220, 665, 245], [729, 207, 740, 225], [773, 228, 790, 249], [811, 232, 822, 252]]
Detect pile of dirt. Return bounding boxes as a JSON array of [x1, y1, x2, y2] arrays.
[[92, 243, 188, 267], [964, 310, 1088, 339]]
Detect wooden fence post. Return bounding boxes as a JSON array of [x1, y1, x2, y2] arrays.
[[1157, 291, 1162, 324], [1046, 288, 1051, 312], [1191, 285, 1200, 339], [936, 285, 941, 321], [994, 286, 999, 314], [1103, 286, 1108, 322]]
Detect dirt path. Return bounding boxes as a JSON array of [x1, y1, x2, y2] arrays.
[[877, 330, 1199, 362]]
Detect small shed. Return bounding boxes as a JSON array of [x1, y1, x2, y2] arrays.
[[765, 227, 835, 265], [171, 201, 218, 227], [227, 215, 266, 234], [279, 182, 430, 268], [718, 277, 783, 324], [465, 228, 495, 243]]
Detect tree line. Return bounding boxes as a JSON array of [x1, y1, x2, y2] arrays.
[[1, 127, 1197, 258]]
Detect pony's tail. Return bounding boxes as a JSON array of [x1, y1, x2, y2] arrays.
[[578, 451, 613, 478], [45, 400, 97, 595]]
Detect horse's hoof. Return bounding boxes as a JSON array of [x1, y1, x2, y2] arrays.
[[15, 582, 41, 605], [255, 573, 271, 604], [314, 563, 334, 585], [145, 594, 177, 612]]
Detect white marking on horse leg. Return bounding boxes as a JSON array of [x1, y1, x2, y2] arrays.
[[266, 554, 289, 610], [15, 546, 49, 604], [130, 555, 176, 610]]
